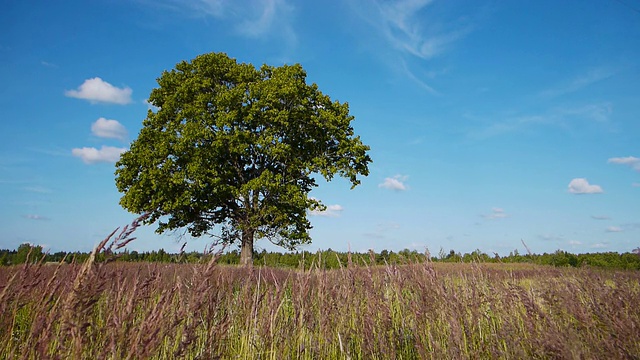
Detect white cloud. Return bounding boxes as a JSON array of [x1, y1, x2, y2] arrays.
[[606, 226, 623, 233], [309, 204, 344, 217], [72, 146, 127, 164], [608, 156, 640, 172], [379, 175, 408, 191], [144, 99, 160, 112], [568, 178, 603, 194], [65, 77, 132, 104], [591, 215, 610, 220], [591, 243, 608, 249], [482, 207, 508, 220], [91, 118, 128, 141], [568, 240, 582, 246], [633, 182, 640, 187]]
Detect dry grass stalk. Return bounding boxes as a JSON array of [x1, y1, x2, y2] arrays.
[[2, 230, 640, 359]]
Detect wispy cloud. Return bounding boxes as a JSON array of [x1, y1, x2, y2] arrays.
[[556, 103, 612, 123], [539, 233, 564, 242], [568, 178, 603, 194], [350, 0, 472, 93], [65, 77, 132, 105], [309, 204, 344, 217], [363, 232, 386, 239], [624, 223, 640, 230], [40, 61, 58, 68], [633, 182, 640, 187], [27, 146, 70, 158], [364, 222, 401, 239], [237, 0, 293, 39], [482, 207, 508, 220], [540, 67, 615, 98], [591, 215, 610, 220], [590, 243, 608, 249], [23, 186, 52, 194], [400, 58, 438, 94], [71, 146, 127, 164], [148, 0, 296, 44], [468, 103, 613, 139], [23, 214, 50, 221], [606, 223, 640, 233], [608, 156, 640, 172], [372, 0, 468, 60], [379, 175, 408, 191], [91, 118, 128, 141]]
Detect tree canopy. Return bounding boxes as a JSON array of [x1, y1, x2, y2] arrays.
[[115, 52, 371, 265]]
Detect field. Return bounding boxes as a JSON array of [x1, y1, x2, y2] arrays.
[[1, 255, 639, 360]]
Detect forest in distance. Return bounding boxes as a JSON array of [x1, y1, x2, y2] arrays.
[[3, 242, 640, 270]]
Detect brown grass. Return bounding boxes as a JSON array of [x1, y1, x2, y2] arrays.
[[1, 257, 639, 359], [2, 215, 639, 358]]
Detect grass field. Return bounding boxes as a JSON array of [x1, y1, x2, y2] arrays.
[[1, 254, 639, 359]]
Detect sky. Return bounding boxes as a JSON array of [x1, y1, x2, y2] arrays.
[[1, 0, 639, 256]]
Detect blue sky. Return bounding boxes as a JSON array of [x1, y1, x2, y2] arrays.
[[1, 0, 639, 255]]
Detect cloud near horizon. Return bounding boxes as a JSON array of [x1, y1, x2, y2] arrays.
[[91, 118, 128, 141], [72, 146, 127, 164], [568, 178, 603, 194], [65, 77, 132, 104]]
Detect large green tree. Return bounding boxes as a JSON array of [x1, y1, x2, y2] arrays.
[[115, 52, 371, 265]]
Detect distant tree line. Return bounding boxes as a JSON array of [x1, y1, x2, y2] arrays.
[[1, 243, 639, 270]]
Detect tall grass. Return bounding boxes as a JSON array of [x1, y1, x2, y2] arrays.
[[2, 259, 639, 358], [1, 218, 639, 358]]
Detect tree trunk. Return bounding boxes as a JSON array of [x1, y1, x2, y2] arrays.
[[239, 229, 254, 267]]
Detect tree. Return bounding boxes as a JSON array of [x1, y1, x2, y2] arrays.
[[115, 52, 371, 266], [15, 243, 43, 264]]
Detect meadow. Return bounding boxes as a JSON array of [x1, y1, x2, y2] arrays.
[[1, 252, 639, 359]]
